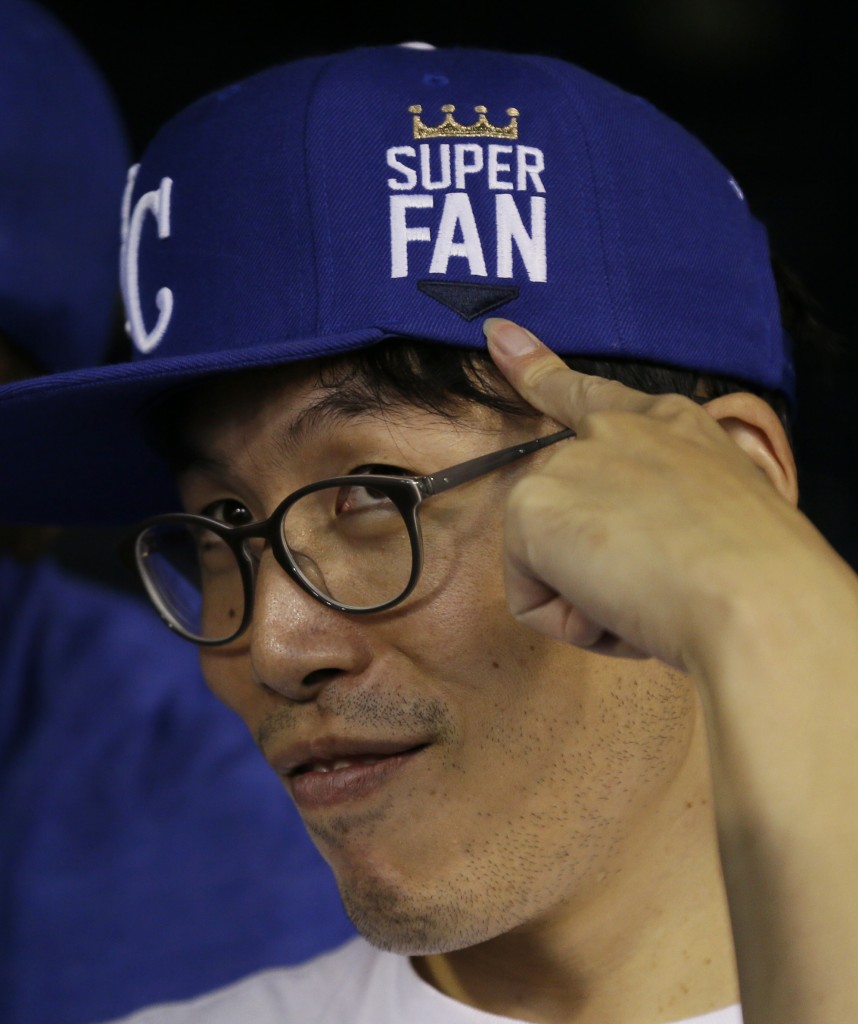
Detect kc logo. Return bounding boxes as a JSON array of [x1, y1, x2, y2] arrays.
[[119, 165, 174, 354]]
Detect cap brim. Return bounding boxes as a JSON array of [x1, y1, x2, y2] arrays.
[[1, 328, 397, 526]]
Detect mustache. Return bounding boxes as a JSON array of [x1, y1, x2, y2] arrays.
[[255, 686, 452, 751]]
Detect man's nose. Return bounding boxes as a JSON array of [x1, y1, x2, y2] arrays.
[[248, 550, 372, 702]]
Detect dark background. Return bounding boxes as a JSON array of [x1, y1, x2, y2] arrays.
[[39, 0, 857, 572]]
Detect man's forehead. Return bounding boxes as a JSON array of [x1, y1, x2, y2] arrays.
[[169, 357, 477, 474], [173, 362, 362, 465], [180, 361, 320, 435]]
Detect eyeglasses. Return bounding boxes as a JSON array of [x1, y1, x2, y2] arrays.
[[129, 427, 574, 646]]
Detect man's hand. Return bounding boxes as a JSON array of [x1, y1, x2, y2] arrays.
[[484, 316, 819, 679]]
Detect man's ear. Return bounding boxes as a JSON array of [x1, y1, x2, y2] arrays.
[[702, 392, 799, 507]]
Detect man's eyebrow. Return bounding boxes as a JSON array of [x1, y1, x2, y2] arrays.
[[269, 388, 396, 462], [172, 387, 394, 475]]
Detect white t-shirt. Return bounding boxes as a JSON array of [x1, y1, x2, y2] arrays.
[[103, 936, 743, 1024]]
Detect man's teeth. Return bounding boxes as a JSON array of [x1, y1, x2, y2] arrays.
[[307, 755, 384, 773], [294, 745, 427, 776]]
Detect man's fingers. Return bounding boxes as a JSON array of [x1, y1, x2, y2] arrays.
[[483, 317, 650, 426]]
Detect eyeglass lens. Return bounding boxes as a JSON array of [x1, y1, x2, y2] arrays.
[[138, 480, 416, 642]]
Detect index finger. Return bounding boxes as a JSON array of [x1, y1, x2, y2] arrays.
[[483, 318, 652, 428]]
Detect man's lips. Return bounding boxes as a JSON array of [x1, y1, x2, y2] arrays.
[[270, 737, 429, 809], [272, 736, 429, 777]]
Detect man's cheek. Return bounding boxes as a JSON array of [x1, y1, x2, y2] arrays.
[[199, 648, 257, 720]]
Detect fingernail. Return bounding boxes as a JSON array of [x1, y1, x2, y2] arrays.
[[484, 319, 540, 358]]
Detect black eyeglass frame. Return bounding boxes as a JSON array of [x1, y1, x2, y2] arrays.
[[129, 427, 575, 646]]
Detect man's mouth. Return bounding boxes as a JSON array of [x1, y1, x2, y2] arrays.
[[291, 750, 420, 776], [277, 741, 429, 809]]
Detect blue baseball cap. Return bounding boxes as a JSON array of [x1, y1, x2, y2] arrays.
[[0, 0, 130, 373], [0, 41, 791, 526]]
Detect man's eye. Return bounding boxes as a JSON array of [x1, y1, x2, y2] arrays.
[[335, 483, 390, 514], [200, 498, 254, 527], [334, 466, 409, 516]]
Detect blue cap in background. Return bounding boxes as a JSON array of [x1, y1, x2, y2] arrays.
[[0, 0, 130, 373]]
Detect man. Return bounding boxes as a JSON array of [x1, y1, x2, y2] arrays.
[[0, 41, 854, 1024], [0, 4, 353, 1022]]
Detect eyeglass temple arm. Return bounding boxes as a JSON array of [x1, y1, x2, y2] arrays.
[[419, 427, 575, 497]]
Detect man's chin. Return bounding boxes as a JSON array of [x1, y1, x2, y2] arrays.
[[338, 879, 501, 956]]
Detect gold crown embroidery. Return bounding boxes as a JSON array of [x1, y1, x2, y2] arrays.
[[408, 104, 519, 140]]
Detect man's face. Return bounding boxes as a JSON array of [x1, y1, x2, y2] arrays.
[[176, 359, 707, 956]]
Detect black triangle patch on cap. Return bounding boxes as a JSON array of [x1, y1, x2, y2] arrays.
[[417, 281, 519, 321]]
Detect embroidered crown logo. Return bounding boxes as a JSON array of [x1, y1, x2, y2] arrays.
[[409, 104, 519, 140]]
